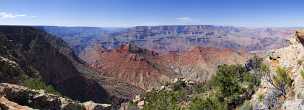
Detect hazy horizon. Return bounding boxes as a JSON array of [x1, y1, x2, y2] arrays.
[[1, 0, 304, 27]]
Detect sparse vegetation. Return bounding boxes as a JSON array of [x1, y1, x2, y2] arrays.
[[23, 78, 61, 95], [300, 69, 304, 79], [264, 66, 292, 97], [239, 101, 252, 110], [257, 93, 264, 102], [189, 94, 227, 110], [142, 57, 266, 110]]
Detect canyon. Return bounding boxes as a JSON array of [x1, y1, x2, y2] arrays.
[[43, 25, 295, 91], [0, 25, 300, 109]]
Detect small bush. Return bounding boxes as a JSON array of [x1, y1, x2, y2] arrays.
[[210, 64, 262, 108], [189, 95, 227, 110], [143, 89, 184, 110], [193, 83, 208, 94], [265, 66, 292, 97], [173, 80, 186, 91]]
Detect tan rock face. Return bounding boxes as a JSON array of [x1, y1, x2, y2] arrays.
[[83, 101, 111, 110], [296, 30, 304, 45], [297, 30, 304, 37]]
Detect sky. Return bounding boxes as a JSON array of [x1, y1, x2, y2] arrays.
[[0, 0, 303, 27]]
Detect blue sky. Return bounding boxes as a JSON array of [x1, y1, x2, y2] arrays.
[[0, 0, 303, 27]]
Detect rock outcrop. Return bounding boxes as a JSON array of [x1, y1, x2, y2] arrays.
[[0, 83, 111, 110]]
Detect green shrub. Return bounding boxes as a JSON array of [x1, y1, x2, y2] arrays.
[[189, 95, 227, 110], [264, 66, 292, 97], [143, 89, 184, 110], [211, 64, 246, 97], [210, 64, 261, 108], [141, 59, 265, 110], [274, 67, 292, 96], [193, 83, 208, 94], [23, 79, 61, 95], [128, 101, 137, 107]]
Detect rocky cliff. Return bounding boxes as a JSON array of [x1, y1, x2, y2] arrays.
[[0, 26, 111, 103], [0, 26, 143, 109], [249, 29, 304, 110], [117, 29, 304, 110]]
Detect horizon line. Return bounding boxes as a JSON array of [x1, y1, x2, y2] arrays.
[[0, 24, 302, 29]]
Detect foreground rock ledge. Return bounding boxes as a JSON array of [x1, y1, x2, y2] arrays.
[[0, 83, 111, 110]]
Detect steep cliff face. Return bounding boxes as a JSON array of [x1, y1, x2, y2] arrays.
[[0, 26, 111, 103], [0, 26, 144, 108]]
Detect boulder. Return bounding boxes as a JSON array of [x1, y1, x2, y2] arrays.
[[0, 97, 33, 110], [83, 101, 111, 110]]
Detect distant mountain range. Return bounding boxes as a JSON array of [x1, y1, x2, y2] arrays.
[[42, 25, 298, 55]]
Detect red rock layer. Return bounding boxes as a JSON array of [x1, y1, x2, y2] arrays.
[[80, 44, 249, 90]]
